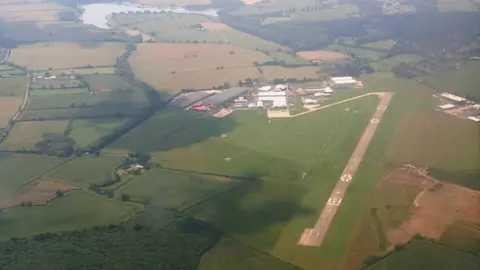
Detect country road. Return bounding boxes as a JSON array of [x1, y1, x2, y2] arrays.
[[298, 92, 393, 247], [11, 73, 30, 122]]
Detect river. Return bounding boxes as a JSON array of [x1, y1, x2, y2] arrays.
[[80, 2, 218, 29]]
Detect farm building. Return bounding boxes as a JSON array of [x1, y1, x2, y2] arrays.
[[440, 93, 466, 103], [467, 116, 480, 122], [202, 87, 251, 107], [473, 104, 480, 110], [330, 76, 356, 87], [438, 104, 455, 110], [305, 86, 334, 93], [258, 91, 287, 108], [170, 91, 214, 108]]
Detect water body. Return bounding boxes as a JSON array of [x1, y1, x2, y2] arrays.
[[80, 3, 218, 29]]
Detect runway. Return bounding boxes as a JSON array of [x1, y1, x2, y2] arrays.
[[298, 92, 393, 247]]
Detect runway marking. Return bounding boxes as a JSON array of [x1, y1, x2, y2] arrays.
[[298, 93, 393, 247]]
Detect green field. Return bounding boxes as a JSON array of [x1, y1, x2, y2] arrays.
[[47, 156, 123, 187], [18, 105, 144, 121], [31, 79, 84, 89], [0, 69, 25, 75], [41, 67, 117, 76], [0, 153, 66, 204], [0, 121, 69, 150], [81, 74, 131, 92], [364, 240, 480, 270], [372, 54, 425, 72], [0, 75, 28, 96], [363, 40, 397, 50], [69, 118, 128, 148], [440, 221, 480, 256], [116, 169, 240, 210], [0, 190, 141, 240], [198, 236, 301, 270], [327, 44, 387, 61], [30, 88, 90, 95], [423, 60, 480, 100], [25, 92, 142, 110]]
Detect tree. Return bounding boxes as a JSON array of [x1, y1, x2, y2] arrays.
[[171, 71, 176, 74], [56, 190, 64, 197], [223, 82, 231, 89], [229, 50, 235, 55], [121, 194, 131, 201]]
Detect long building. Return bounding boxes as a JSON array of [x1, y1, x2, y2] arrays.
[[331, 76, 356, 87], [202, 87, 251, 107]]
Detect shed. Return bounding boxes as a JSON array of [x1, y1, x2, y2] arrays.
[[202, 87, 251, 107], [467, 116, 480, 122], [438, 104, 455, 110]]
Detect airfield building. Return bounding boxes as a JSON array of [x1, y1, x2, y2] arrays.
[[330, 76, 356, 87], [202, 87, 251, 107], [170, 91, 214, 108], [438, 104, 455, 110], [257, 91, 288, 108], [440, 93, 466, 103]]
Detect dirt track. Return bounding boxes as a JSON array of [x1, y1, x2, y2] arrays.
[[298, 92, 393, 246]]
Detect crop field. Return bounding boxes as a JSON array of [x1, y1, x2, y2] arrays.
[[385, 111, 480, 171], [0, 2, 68, 24], [31, 79, 84, 90], [0, 190, 141, 240], [0, 97, 22, 128], [18, 106, 143, 121], [117, 169, 240, 210], [423, 61, 480, 100], [259, 66, 321, 82], [440, 221, 480, 255], [297, 50, 346, 61], [437, 0, 477, 12], [112, 13, 285, 52], [372, 54, 425, 72], [129, 43, 272, 92], [30, 88, 90, 95], [134, 0, 211, 6], [25, 91, 143, 111], [327, 44, 387, 61], [0, 153, 66, 207], [363, 40, 397, 50], [81, 74, 130, 92], [69, 118, 128, 148], [0, 76, 28, 96], [9, 180, 78, 207], [364, 240, 480, 270], [10, 42, 125, 70], [198, 236, 302, 270], [47, 156, 123, 187], [0, 69, 24, 76], [42, 67, 117, 76], [0, 120, 68, 150]]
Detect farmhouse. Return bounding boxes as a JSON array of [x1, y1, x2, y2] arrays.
[[330, 76, 356, 87], [440, 93, 466, 103], [202, 87, 251, 108]]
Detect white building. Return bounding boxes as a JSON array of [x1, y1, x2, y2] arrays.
[[258, 91, 287, 108], [440, 93, 466, 103], [473, 104, 480, 110], [331, 76, 356, 86], [258, 86, 272, 91], [275, 84, 287, 91], [438, 104, 455, 110], [303, 98, 318, 105], [314, 92, 331, 97], [467, 116, 480, 122], [258, 91, 287, 97]]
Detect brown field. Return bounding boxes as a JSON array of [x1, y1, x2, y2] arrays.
[[10, 42, 125, 70], [297, 50, 346, 61], [9, 179, 78, 207], [125, 30, 153, 42], [0, 97, 22, 128], [129, 43, 271, 93], [135, 0, 211, 6], [363, 39, 397, 50], [259, 66, 321, 81], [201, 22, 229, 30]]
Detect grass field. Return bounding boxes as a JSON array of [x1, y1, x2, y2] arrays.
[[10, 42, 125, 70], [297, 50, 346, 61], [18, 106, 144, 121], [0, 121, 68, 150], [116, 169, 240, 210], [0, 2, 68, 24], [25, 92, 142, 110], [327, 44, 387, 61], [0, 97, 22, 128], [30, 88, 90, 96], [47, 156, 123, 187], [0, 76, 28, 97], [198, 236, 301, 270], [363, 40, 397, 50], [0, 190, 141, 240], [372, 54, 425, 72], [69, 118, 128, 148], [0, 69, 25, 75], [437, 0, 477, 12], [81, 74, 130, 92], [31, 79, 84, 90], [423, 60, 480, 100], [364, 240, 480, 270], [129, 43, 271, 92], [42, 67, 117, 76], [259, 66, 321, 82], [112, 13, 285, 52], [0, 153, 66, 206], [440, 221, 480, 256]]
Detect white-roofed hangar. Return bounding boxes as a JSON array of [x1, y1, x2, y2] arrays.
[[330, 76, 357, 88]]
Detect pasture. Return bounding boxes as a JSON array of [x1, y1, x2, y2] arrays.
[[259, 66, 321, 82], [0, 76, 28, 96], [372, 54, 425, 72], [0, 3, 68, 24], [0, 69, 24, 76], [81, 74, 130, 92], [117, 169, 239, 210], [44, 67, 117, 76], [10, 42, 125, 70], [129, 43, 271, 92], [363, 40, 397, 50], [327, 44, 387, 61], [18, 106, 143, 121], [297, 50, 346, 62], [69, 118, 128, 148], [0, 97, 22, 128], [134, 0, 211, 6], [30, 88, 90, 95], [0, 153, 65, 207], [31, 79, 84, 90], [364, 240, 480, 270], [440, 221, 480, 255], [0, 190, 141, 240], [47, 156, 123, 187], [0, 120, 68, 150]]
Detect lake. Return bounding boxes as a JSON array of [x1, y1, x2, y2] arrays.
[[80, 3, 218, 29]]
